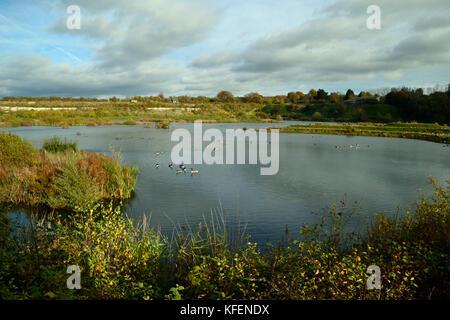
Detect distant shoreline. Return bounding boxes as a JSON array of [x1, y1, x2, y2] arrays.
[[271, 122, 450, 144]]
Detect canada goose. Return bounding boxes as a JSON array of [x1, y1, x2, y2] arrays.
[[176, 169, 183, 174], [155, 163, 160, 168], [179, 164, 186, 169], [169, 163, 174, 168], [190, 168, 199, 174]]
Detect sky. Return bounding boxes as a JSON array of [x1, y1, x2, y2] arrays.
[[0, 0, 449, 98]]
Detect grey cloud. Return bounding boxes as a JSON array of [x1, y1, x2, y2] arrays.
[[204, 0, 450, 84], [47, 0, 217, 68], [0, 54, 184, 97], [413, 15, 450, 32], [191, 52, 236, 68]]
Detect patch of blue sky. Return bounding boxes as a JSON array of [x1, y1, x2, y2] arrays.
[[0, 0, 92, 66]]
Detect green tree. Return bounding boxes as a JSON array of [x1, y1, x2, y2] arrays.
[[217, 90, 234, 102], [287, 92, 299, 104], [244, 92, 263, 104], [345, 89, 355, 100], [316, 89, 328, 100], [329, 92, 342, 104], [312, 111, 322, 120], [308, 89, 317, 98], [296, 91, 305, 101]]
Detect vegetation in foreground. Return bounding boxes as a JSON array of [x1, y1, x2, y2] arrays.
[[0, 133, 138, 211], [0, 179, 448, 300], [274, 122, 450, 144]]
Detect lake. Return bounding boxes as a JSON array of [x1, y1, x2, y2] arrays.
[[7, 122, 449, 245]]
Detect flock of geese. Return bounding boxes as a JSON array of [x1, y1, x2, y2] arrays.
[[335, 143, 363, 150], [154, 155, 199, 175]]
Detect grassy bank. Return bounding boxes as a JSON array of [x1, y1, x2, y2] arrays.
[[0, 133, 138, 211], [0, 179, 448, 300], [273, 122, 450, 144], [0, 99, 271, 127]]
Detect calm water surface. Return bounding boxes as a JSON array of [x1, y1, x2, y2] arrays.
[[7, 122, 449, 245]]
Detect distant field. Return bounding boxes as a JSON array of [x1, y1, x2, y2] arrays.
[[0, 99, 270, 127], [0, 97, 448, 130]]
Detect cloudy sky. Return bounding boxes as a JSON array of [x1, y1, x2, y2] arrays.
[[0, 0, 449, 97]]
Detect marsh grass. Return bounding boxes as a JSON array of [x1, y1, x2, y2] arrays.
[[0, 133, 138, 212], [42, 136, 78, 153]]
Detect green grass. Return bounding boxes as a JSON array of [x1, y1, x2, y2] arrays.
[[275, 122, 450, 144], [0, 179, 448, 300]]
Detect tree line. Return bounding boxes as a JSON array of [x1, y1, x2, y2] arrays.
[[2, 84, 449, 124]]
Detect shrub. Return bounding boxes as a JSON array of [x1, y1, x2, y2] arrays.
[[0, 133, 138, 212], [156, 121, 170, 129], [0, 132, 39, 167], [47, 155, 101, 210], [42, 136, 78, 153], [312, 111, 322, 120]]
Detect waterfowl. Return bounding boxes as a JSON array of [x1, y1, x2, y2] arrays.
[[190, 168, 199, 174], [155, 163, 160, 168], [176, 169, 183, 174], [179, 164, 186, 169], [169, 163, 174, 168]]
